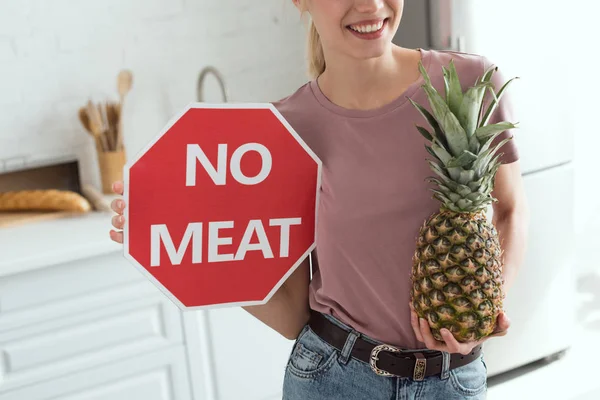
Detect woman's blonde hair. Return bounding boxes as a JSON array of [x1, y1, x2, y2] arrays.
[[299, 0, 325, 79], [307, 18, 326, 79]]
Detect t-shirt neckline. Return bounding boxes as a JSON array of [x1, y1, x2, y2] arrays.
[[308, 47, 432, 118]]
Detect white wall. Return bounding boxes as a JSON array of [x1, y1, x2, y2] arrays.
[[0, 0, 308, 189]]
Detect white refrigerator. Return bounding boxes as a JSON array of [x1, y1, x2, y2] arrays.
[[393, 0, 576, 377]]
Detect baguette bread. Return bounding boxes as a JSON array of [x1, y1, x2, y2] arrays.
[[0, 189, 92, 212]]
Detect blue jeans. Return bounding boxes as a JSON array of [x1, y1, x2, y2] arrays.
[[282, 312, 487, 400]]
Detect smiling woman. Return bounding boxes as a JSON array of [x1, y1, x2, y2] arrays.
[[107, 0, 527, 399], [298, 0, 403, 78]]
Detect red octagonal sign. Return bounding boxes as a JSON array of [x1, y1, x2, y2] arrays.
[[123, 103, 322, 310]]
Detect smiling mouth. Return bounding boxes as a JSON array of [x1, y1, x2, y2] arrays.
[[346, 18, 389, 34]]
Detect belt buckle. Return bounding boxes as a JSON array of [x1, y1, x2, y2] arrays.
[[369, 345, 427, 381], [369, 344, 403, 377]]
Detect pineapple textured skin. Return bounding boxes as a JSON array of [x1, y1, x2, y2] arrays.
[[411, 208, 505, 342]]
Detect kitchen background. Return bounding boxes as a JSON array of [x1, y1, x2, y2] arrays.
[[1, 0, 599, 400], [0, 0, 308, 184]]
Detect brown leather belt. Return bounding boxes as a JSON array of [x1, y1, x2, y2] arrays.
[[308, 310, 482, 381]]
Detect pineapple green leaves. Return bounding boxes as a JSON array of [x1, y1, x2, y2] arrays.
[[457, 80, 492, 139], [481, 73, 520, 127], [412, 61, 469, 158], [409, 58, 520, 213], [444, 61, 463, 116]]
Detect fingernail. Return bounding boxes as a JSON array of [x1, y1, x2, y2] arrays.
[[119, 216, 124, 223]]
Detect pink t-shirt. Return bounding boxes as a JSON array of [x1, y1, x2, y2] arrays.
[[272, 47, 519, 349]]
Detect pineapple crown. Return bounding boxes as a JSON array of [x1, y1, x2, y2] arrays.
[[409, 59, 519, 214]]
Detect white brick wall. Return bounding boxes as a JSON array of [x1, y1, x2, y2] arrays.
[[0, 0, 309, 189]]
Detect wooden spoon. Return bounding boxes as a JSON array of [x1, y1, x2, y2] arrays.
[[118, 70, 133, 102], [116, 70, 133, 150], [78, 107, 92, 133], [87, 100, 109, 151], [78, 107, 103, 150], [106, 102, 119, 150]]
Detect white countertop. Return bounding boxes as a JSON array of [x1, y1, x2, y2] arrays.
[[0, 210, 123, 277]]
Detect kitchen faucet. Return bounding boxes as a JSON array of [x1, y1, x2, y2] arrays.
[[197, 66, 228, 103]]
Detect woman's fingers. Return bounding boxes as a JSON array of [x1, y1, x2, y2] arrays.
[[110, 181, 125, 215], [410, 302, 485, 355], [419, 317, 443, 351], [409, 304, 425, 343], [111, 198, 125, 214], [112, 214, 125, 230], [109, 181, 126, 244], [440, 329, 461, 353], [495, 312, 511, 333], [112, 181, 124, 195], [110, 229, 123, 243], [410, 301, 493, 355]]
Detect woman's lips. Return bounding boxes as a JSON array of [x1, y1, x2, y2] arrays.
[[346, 18, 388, 40]]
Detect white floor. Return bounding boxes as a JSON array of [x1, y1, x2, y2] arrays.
[[487, 271, 600, 400]]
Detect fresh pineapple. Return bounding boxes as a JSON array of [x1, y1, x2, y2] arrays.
[[408, 59, 519, 343]]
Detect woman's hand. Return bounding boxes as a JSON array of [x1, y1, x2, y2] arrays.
[[409, 302, 510, 355], [109, 181, 126, 244]]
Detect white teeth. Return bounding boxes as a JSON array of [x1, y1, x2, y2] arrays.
[[349, 20, 384, 34]]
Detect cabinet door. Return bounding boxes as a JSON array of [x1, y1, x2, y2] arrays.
[[0, 252, 184, 393], [185, 307, 293, 400], [0, 345, 192, 400]]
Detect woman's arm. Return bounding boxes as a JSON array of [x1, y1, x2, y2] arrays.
[[242, 253, 311, 340], [491, 160, 531, 294]]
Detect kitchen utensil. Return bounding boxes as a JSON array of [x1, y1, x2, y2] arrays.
[[86, 100, 109, 151], [100, 101, 116, 150], [106, 102, 119, 151], [116, 70, 133, 150], [82, 183, 112, 212], [118, 70, 133, 102], [79, 107, 102, 150], [78, 107, 91, 133]]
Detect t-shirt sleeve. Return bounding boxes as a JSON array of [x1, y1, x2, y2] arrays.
[[480, 57, 520, 165]]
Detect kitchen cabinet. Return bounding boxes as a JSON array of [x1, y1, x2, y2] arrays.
[[0, 212, 292, 400]]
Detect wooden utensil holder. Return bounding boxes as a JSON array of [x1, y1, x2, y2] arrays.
[[97, 148, 126, 194]]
